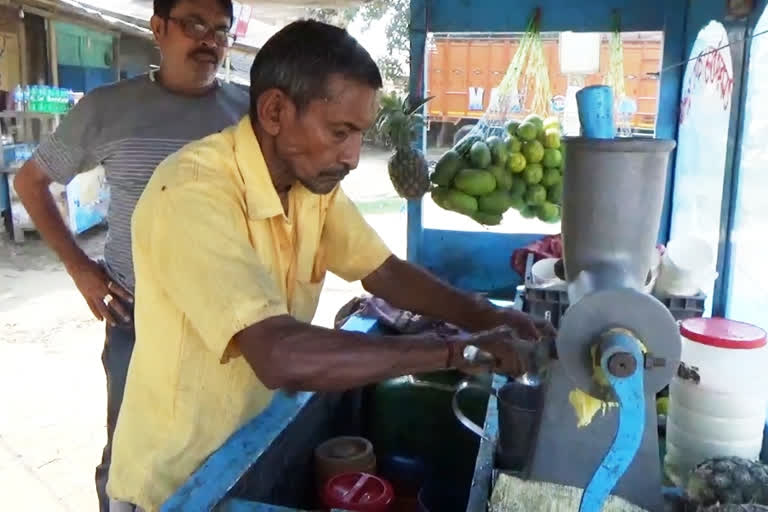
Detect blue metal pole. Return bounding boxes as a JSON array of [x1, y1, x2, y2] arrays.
[[406, 0, 428, 264], [712, 19, 749, 317]]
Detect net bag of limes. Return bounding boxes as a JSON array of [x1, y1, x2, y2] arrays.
[[430, 9, 563, 226]]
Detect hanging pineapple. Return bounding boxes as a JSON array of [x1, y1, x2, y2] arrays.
[[377, 93, 433, 199]]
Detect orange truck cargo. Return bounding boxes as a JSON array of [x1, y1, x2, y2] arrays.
[[426, 32, 662, 138]]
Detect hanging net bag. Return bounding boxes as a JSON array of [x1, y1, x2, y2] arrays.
[[430, 9, 563, 225]]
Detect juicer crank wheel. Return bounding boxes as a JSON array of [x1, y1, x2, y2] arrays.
[[555, 288, 681, 401]]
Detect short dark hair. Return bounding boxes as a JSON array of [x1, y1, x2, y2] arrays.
[[249, 20, 383, 115], [153, 0, 234, 23]]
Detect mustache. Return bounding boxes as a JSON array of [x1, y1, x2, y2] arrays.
[[189, 48, 218, 62], [319, 166, 350, 180]]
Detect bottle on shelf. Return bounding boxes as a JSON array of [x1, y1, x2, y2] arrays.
[[12, 84, 24, 112], [22, 85, 30, 111], [43, 85, 52, 113], [29, 85, 39, 112]]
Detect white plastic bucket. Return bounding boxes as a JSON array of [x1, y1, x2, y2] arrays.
[[655, 237, 717, 297], [530, 258, 562, 287], [665, 318, 768, 487]]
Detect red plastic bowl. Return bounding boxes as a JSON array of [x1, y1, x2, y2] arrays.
[[322, 472, 394, 512]]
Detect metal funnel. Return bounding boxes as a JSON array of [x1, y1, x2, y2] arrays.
[[561, 138, 676, 303]]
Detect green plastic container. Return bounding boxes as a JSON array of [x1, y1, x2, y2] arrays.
[[365, 370, 492, 505]]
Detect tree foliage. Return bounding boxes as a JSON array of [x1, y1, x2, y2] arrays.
[[305, 0, 410, 91]]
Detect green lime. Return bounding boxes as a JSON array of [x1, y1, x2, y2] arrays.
[[541, 167, 562, 187], [506, 152, 527, 174], [542, 148, 563, 168], [522, 140, 545, 164], [504, 120, 521, 137], [547, 182, 563, 204], [516, 122, 538, 142], [523, 163, 544, 185], [523, 114, 544, 132], [543, 130, 561, 150], [536, 201, 560, 223], [526, 184, 547, 206], [520, 205, 537, 219], [504, 134, 522, 154], [510, 179, 527, 198]]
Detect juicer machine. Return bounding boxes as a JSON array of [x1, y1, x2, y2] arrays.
[[520, 137, 681, 511]]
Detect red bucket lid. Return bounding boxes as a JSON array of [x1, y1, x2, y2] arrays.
[[680, 317, 767, 349], [323, 472, 394, 512]]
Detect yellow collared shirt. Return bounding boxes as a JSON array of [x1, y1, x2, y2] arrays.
[[107, 116, 392, 511]]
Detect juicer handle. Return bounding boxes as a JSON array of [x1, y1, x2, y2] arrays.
[[452, 380, 496, 441]]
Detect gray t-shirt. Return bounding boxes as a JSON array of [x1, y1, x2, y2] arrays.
[[34, 73, 249, 291]]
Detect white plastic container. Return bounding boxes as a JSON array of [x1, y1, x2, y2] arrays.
[[530, 258, 561, 287], [665, 318, 768, 487], [655, 237, 718, 297]]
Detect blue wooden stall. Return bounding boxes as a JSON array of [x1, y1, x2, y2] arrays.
[[406, 0, 687, 297], [160, 0, 768, 510]]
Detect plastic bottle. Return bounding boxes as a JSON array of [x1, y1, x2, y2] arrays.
[[43, 85, 51, 113], [22, 85, 30, 111], [31, 85, 39, 112], [12, 84, 23, 112], [53, 88, 62, 113], [28, 86, 36, 112]]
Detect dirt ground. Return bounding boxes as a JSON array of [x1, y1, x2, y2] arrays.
[[0, 149, 406, 511]]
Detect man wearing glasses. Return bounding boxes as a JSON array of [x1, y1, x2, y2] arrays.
[[13, 1, 246, 510]]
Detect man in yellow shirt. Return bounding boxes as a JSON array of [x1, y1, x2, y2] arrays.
[[108, 19, 551, 511]]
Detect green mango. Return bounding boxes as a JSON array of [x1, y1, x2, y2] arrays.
[[431, 150, 463, 187], [469, 141, 492, 169], [488, 165, 512, 192], [445, 188, 478, 215], [431, 187, 453, 210], [454, 169, 496, 196], [486, 135, 508, 166], [478, 190, 512, 215], [453, 134, 482, 156], [472, 211, 503, 226]]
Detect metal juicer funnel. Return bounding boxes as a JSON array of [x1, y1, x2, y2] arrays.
[[560, 138, 677, 303]]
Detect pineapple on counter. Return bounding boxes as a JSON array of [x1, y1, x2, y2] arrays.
[[376, 93, 433, 199]]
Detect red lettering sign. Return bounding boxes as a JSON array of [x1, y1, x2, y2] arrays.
[[679, 42, 734, 125]]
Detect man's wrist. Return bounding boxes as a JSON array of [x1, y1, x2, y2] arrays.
[[462, 294, 499, 331], [63, 251, 93, 277]]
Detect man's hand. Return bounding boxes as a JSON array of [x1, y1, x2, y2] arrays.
[[448, 326, 541, 377], [14, 160, 133, 326], [478, 307, 557, 341], [68, 259, 133, 326]]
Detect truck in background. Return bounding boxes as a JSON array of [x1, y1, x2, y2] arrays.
[[425, 31, 663, 146]]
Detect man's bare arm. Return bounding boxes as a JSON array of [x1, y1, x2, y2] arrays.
[[14, 160, 89, 272], [361, 256, 544, 339], [236, 315, 450, 391], [14, 160, 131, 323], [235, 315, 532, 392]]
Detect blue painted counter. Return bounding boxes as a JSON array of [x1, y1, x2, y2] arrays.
[[161, 308, 498, 512]]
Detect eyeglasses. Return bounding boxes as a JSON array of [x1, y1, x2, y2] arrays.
[[167, 16, 233, 47]]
